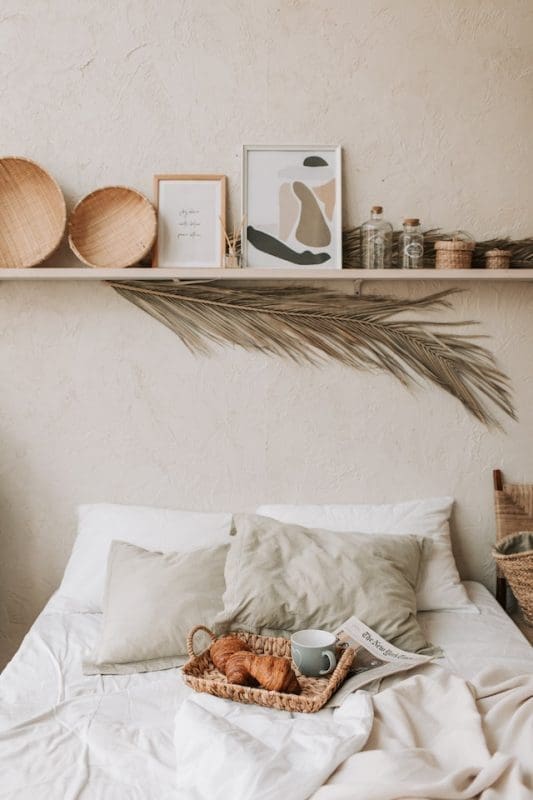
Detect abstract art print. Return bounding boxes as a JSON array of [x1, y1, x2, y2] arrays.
[[153, 174, 226, 268], [242, 145, 342, 269]]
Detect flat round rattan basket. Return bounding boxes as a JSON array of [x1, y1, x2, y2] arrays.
[[0, 156, 66, 268], [68, 186, 157, 268]]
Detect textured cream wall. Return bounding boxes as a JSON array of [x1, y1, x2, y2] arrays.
[[1, 0, 532, 666]]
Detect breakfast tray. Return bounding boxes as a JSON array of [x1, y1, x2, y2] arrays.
[[182, 625, 355, 713]]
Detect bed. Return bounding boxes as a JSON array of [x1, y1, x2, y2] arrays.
[[1, 581, 532, 799]]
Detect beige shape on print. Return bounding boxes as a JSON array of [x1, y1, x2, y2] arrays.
[[293, 181, 331, 248], [279, 182, 299, 242], [313, 179, 336, 221]]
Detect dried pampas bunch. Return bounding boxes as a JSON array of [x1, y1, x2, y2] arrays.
[[110, 280, 516, 429]]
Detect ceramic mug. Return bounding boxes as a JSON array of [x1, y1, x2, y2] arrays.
[[291, 629, 337, 677]]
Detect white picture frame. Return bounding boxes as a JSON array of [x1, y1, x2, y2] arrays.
[[153, 174, 226, 268], [242, 145, 342, 269]]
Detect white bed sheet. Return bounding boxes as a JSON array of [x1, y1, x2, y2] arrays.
[[0, 582, 531, 799]]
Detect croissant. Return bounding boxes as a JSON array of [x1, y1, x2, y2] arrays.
[[226, 651, 301, 695], [210, 635, 251, 673], [222, 651, 260, 687]]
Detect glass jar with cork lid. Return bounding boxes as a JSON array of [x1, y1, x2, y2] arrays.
[[360, 206, 393, 269], [399, 218, 424, 269]]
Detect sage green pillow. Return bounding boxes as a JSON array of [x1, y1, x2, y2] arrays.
[[84, 540, 229, 675], [216, 514, 434, 653]]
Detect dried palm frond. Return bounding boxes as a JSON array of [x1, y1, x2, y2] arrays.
[[109, 280, 515, 428]]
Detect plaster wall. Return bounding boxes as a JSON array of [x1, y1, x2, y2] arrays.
[[1, 0, 532, 665]]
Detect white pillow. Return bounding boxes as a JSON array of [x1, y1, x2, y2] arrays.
[[56, 503, 232, 612], [256, 497, 476, 613]]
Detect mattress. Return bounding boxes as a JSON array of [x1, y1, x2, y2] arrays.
[[0, 582, 531, 799]]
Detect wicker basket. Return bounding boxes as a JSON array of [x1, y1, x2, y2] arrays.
[[485, 249, 511, 270], [493, 532, 533, 625], [435, 239, 475, 269], [69, 186, 157, 268], [182, 625, 355, 713], [0, 156, 66, 268]]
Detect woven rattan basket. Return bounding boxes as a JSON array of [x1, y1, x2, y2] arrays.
[[0, 156, 66, 268], [69, 186, 156, 268], [182, 625, 355, 713], [435, 239, 475, 269], [485, 249, 511, 270], [493, 532, 533, 625]]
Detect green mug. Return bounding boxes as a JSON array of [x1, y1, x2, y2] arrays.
[[291, 629, 337, 677]]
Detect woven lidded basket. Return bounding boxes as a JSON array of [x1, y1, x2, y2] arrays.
[[69, 186, 157, 268], [493, 532, 533, 624], [0, 156, 66, 268], [485, 249, 511, 270], [182, 625, 355, 713], [435, 239, 475, 269]]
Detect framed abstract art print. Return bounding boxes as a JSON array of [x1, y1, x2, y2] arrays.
[[153, 174, 226, 268], [242, 146, 342, 269]]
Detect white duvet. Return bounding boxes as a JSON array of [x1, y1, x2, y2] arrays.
[[1, 583, 532, 799]]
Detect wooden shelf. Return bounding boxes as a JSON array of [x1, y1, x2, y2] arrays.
[[0, 267, 533, 281]]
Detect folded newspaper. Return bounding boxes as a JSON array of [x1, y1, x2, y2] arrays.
[[327, 616, 434, 707]]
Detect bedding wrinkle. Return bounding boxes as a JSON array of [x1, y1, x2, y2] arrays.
[[32, 630, 66, 705]]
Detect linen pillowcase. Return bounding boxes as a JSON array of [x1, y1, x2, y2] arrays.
[[56, 503, 232, 613], [256, 498, 476, 613], [216, 514, 437, 654], [84, 540, 229, 675]]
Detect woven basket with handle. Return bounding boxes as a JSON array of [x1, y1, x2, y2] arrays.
[[493, 532, 533, 625], [182, 625, 355, 713]]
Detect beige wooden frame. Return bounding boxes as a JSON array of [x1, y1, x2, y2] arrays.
[[152, 174, 226, 268]]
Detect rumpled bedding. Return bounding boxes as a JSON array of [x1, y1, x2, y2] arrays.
[[0, 582, 532, 799], [313, 664, 533, 799], [175, 691, 373, 800], [173, 664, 533, 799]]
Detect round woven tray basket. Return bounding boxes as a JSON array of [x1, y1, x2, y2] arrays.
[[69, 186, 157, 268], [0, 156, 66, 268], [435, 239, 475, 269], [493, 531, 533, 624]]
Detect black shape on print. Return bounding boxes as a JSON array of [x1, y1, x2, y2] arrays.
[[303, 156, 328, 167], [247, 226, 331, 265]]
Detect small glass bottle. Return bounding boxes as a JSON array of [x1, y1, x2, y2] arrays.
[[399, 218, 424, 269], [360, 206, 393, 269]]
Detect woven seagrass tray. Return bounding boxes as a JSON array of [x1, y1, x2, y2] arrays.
[[182, 625, 355, 713]]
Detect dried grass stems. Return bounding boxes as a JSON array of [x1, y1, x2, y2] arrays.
[[110, 280, 516, 428], [220, 215, 245, 256], [343, 228, 533, 269]]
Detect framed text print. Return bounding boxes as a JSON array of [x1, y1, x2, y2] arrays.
[[153, 174, 226, 267], [242, 146, 342, 269]]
